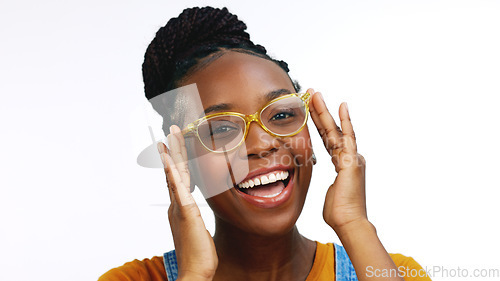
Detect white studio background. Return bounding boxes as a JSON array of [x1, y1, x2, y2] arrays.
[[1, 1, 499, 280]]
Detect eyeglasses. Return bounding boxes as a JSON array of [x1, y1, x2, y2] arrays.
[[181, 92, 311, 153]]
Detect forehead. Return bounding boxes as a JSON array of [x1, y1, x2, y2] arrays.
[[181, 52, 295, 112]]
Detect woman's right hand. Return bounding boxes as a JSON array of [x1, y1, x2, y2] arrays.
[[157, 125, 218, 281]]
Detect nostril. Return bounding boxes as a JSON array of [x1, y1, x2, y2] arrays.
[[252, 146, 278, 158], [242, 123, 281, 157]]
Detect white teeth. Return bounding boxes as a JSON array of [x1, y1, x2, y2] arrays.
[[261, 175, 269, 185], [237, 171, 290, 189], [254, 178, 261, 186], [268, 173, 277, 183]]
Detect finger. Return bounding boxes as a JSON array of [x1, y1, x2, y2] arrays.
[[171, 125, 188, 163], [169, 125, 190, 187], [309, 91, 343, 154], [158, 142, 176, 205], [339, 102, 357, 154], [308, 91, 327, 142], [309, 106, 332, 153], [164, 158, 176, 205], [164, 153, 195, 206], [310, 104, 333, 150], [167, 127, 190, 191]]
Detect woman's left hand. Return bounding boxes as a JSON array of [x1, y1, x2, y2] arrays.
[[308, 89, 368, 234]]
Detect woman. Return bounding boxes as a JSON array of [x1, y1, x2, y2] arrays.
[[99, 6, 430, 281]]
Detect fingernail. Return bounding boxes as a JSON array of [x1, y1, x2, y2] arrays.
[[317, 92, 324, 101], [157, 142, 163, 154], [169, 125, 174, 135], [344, 102, 349, 113]]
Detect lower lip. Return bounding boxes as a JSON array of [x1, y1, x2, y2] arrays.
[[235, 170, 294, 209]]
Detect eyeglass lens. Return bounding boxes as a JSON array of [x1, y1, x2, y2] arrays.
[[197, 96, 307, 152]]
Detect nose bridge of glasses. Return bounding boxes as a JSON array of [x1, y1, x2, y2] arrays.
[[245, 112, 260, 124], [244, 111, 271, 136]]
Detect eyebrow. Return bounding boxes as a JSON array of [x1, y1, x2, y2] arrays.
[[202, 88, 292, 116], [264, 88, 291, 103]]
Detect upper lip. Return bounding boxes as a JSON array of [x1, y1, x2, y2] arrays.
[[236, 165, 292, 186]]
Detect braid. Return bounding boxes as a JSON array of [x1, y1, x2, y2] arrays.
[[142, 6, 300, 130]]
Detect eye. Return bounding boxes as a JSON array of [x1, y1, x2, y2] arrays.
[[211, 124, 238, 135], [206, 120, 241, 138], [270, 111, 295, 121]]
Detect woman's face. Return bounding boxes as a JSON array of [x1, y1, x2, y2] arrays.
[[181, 52, 314, 236]]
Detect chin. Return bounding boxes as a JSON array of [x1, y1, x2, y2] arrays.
[[204, 149, 313, 237], [208, 177, 308, 238], [242, 210, 302, 237]]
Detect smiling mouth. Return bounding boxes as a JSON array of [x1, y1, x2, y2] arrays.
[[236, 170, 292, 198]]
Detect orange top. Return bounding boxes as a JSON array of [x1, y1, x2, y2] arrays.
[[98, 242, 431, 281]]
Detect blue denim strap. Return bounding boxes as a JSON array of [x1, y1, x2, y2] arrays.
[[334, 243, 358, 281], [163, 250, 179, 281]]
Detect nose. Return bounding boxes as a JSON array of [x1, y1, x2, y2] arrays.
[[241, 122, 280, 158]]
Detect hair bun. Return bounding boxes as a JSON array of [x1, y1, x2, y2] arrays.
[[170, 7, 256, 59], [143, 7, 267, 100]]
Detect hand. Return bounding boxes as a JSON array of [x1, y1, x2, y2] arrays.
[[308, 89, 368, 234], [157, 125, 218, 281]]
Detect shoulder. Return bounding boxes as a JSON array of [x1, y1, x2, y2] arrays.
[[98, 256, 167, 281], [388, 253, 432, 281]]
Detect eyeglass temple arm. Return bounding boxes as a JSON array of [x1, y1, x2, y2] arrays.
[[300, 92, 311, 103], [181, 123, 196, 136]]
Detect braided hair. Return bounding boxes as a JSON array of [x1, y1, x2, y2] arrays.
[[142, 6, 300, 132]]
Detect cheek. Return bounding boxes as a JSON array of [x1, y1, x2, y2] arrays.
[[282, 129, 314, 167], [187, 141, 249, 199]]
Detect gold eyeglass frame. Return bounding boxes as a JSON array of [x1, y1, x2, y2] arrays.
[[181, 92, 311, 153]]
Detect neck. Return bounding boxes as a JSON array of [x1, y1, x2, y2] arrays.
[[212, 217, 316, 281]]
